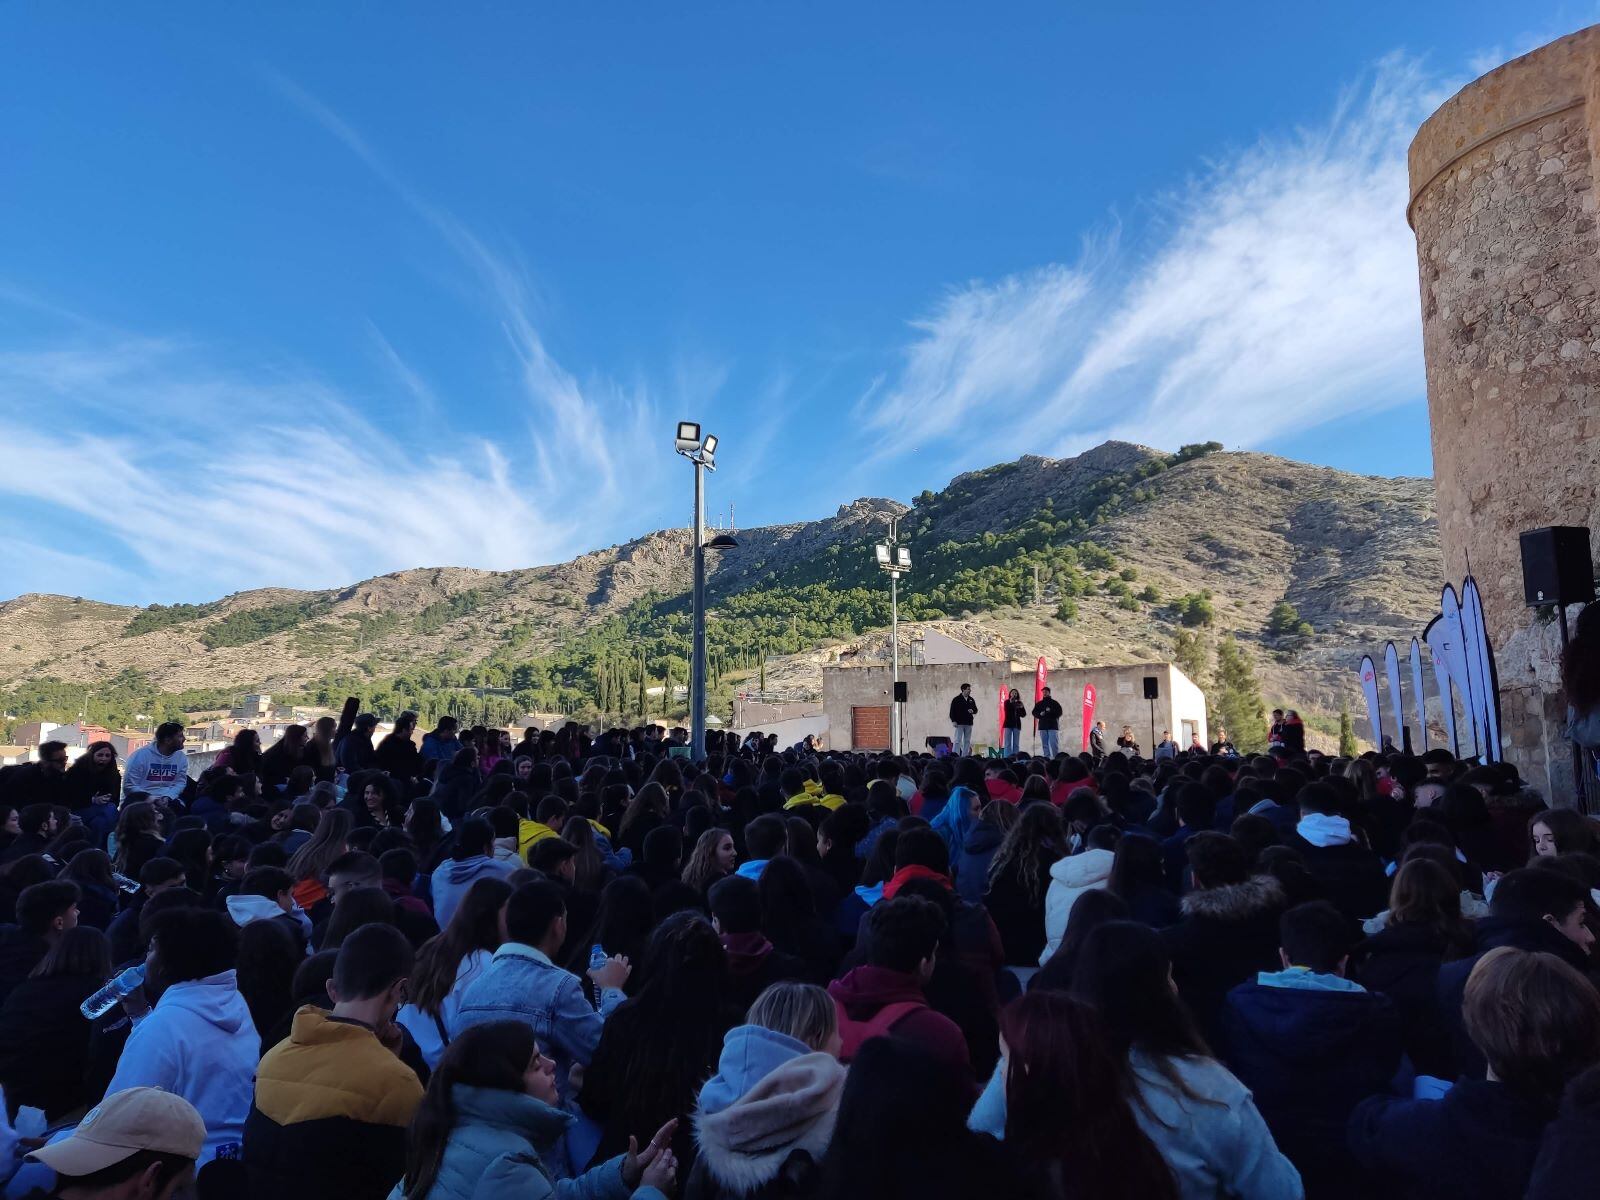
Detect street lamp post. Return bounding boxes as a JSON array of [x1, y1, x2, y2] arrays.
[[675, 422, 736, 762], [874, 517, 912, 755]]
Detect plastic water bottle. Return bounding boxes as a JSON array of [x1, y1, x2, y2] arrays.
[[588, 944, 609, 973], [112, 872, 141, 895], [80, 964, 147, 1020]]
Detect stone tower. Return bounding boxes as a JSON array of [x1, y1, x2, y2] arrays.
[[1408, 26, 1600, 802]]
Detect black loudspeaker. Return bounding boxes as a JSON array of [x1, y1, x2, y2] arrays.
[[893, 681, 908, 703], [1143, 676, 1159, 700], [1519, 526, 1595, 606]]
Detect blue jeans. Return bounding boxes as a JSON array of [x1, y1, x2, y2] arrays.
[[1040, 729, 1060, 758], [953, 725, 973, 755], [1003, 728, 1020, 756]]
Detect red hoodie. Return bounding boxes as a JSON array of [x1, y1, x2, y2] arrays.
[[827, 964, 972, 1079]]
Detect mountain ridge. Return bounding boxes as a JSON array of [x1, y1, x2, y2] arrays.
[[0, 441, 1441, 736]]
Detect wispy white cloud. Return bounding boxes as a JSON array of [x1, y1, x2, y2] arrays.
[[865, 55, 1444, 465], [0, 333, 581, 601]]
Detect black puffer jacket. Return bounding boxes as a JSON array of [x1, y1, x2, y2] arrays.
[[1162, 874, 1285, 1043]]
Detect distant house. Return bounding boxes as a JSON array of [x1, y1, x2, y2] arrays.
[[0, 746, 29, 767], [110, 729, 153, 758]]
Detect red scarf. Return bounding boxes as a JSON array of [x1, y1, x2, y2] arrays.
[[883, 864, 953, 900]]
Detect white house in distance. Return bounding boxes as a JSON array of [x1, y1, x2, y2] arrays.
[[823, 642, 1207, 754]]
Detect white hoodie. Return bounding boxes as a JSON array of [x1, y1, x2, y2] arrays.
[[1040, 848, 1116, 965], [104, 970, 259, 1164]]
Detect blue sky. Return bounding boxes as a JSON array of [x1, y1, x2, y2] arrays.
[[0, 2, 1593, 604]]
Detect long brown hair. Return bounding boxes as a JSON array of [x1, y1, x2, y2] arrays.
[[286, 808, 353, 883], [1464, 945, 1600, 1114], [682, 828, 733, 895], [988, 803, 1062, 902], [401, 1021, 539, 1199], [1388, 858, 1475, 955], [408, 877, 511, 1020], [1002, 992, 1178, 1200]]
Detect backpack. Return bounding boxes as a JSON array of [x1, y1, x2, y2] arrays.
[[833, 998, 924, 1063]]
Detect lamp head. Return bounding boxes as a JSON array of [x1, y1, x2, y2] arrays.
[[675, 421, 702, 455], [874, 544, 891, 566], [707, 534, 739, 550]]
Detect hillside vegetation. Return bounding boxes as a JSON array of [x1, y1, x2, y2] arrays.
[[0, 441, 1441, 743]]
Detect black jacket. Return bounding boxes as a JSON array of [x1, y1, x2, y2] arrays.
[[1351, 922, 1466, 1079], [1002, 700, 1026, 730], [0, 763, 70, 809], [1162, 875, 1286, 1044], [373, 732, 422, 781], [0, 927, 47, 1009], [1221, 977, 1401, 1197], [1525, 1074, 1600, 1200], [1031, 698, 1062, 731], [1348, 1079, 1549, 1200], [1285, 834, 1389, 926], [983, 851, 1053, 967], [949, 693, 978, 726], [0, 971, 100, 1119], [1437, 916, 1592, 1080]]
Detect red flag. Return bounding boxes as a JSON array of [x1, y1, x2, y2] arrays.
[[1081, 683, 1097, 751], [1033, 657, 1048, 735], [998, 685, 1008, 748]]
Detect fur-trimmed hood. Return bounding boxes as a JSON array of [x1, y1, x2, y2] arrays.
[[693, 1050, 845, 1192], [1179, 873, 1284, 921]]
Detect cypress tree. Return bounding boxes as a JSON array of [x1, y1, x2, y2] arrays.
[[1213, 634, 1268, 753]]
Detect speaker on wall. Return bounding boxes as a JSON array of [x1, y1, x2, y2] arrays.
[[893, 681, 908, 703], [1519, 526, 1595, 607], [1143, 676, 1160, 701]]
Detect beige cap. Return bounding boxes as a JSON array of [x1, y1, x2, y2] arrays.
[[28, 1087, 205, 1177]]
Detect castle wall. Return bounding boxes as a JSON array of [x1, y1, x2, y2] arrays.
[[1409, 26, 1600, 801]]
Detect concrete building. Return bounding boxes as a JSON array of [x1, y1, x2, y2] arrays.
[[110, 729, 152, 758], [1408, 26, 1600, 802], [823, 659, 1206, 754]]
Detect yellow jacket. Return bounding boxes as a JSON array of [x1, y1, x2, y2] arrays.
[[518, 819, 560, 860]]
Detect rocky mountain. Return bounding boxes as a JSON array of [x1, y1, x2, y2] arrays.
[[0, 441, 1442, 734]]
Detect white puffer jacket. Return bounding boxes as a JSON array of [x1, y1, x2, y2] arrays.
[[1039, 848, 1115, 965]]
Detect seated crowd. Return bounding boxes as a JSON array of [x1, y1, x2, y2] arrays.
[[0, 714, 1596, 1199]]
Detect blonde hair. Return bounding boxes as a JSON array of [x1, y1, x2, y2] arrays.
[[746, 982, 837, 1051]]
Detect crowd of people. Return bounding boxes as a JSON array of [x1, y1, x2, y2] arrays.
[[0, 704, 1597, 1199]]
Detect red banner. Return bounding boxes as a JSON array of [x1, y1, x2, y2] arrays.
[[1033, 657, 1048, 736], [1081, 683, 1097, 751], [997, 685, 1008, 747]]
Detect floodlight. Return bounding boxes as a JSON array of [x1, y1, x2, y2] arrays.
[[675, 421, 702, 454], [875, 544, 891, 565], [896, 546, 911, 569], [702, 434, 719, 456]]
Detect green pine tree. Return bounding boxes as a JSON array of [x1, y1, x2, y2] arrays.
[[1172, 629, 1210, 691], [1213, 634, 1268, 753], [636, 651, 647, 718], [758, 645, 767, 695], [1338, 702, 1358, 757]]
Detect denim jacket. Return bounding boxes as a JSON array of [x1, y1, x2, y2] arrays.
[[453, 943, 624, 1100]]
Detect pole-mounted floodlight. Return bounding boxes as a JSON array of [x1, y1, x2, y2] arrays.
[[874, 516, 911, 754], [896, 546, 912, 570], [676, 421, 733, 763], [874, 544, 891, 566]]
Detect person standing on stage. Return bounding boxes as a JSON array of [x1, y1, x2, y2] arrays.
[[949, 684, 978, 756], [1032, 687, 1063, 759]]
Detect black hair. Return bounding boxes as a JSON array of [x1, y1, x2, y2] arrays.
[[1278, 901, 1354, 973], [708, 874, 763, 934], [744, 813, 788, 861], [527, 838, 577, 874], [862, 895, 944, 974], [241, 866, 294, 900], [16, 880, 79, 936], [1492, 867, 1588, 923], [379, 847, 418, 884], [504, 880, 567, 947], [1185, 832, 1248, 888], [330, 921, 414, 1000], [893, 826, 950, 875], [327, 850, 381, 886], [48, 1150, 194, 1192], [150, 907, 237, 983], [139, 856, 186, 888]]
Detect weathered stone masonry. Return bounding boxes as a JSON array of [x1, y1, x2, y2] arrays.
[[1409, 26, 1600, 802]]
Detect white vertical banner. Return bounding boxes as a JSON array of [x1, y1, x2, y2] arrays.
[[1409, 637, 1428, 753], [1440, 585, 1480, 757], [1462, 576, 1501, 762], [1423, 615, 1461, 756], [1359, 656, 1382, 749], [1383, 642, 1404, 750]]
